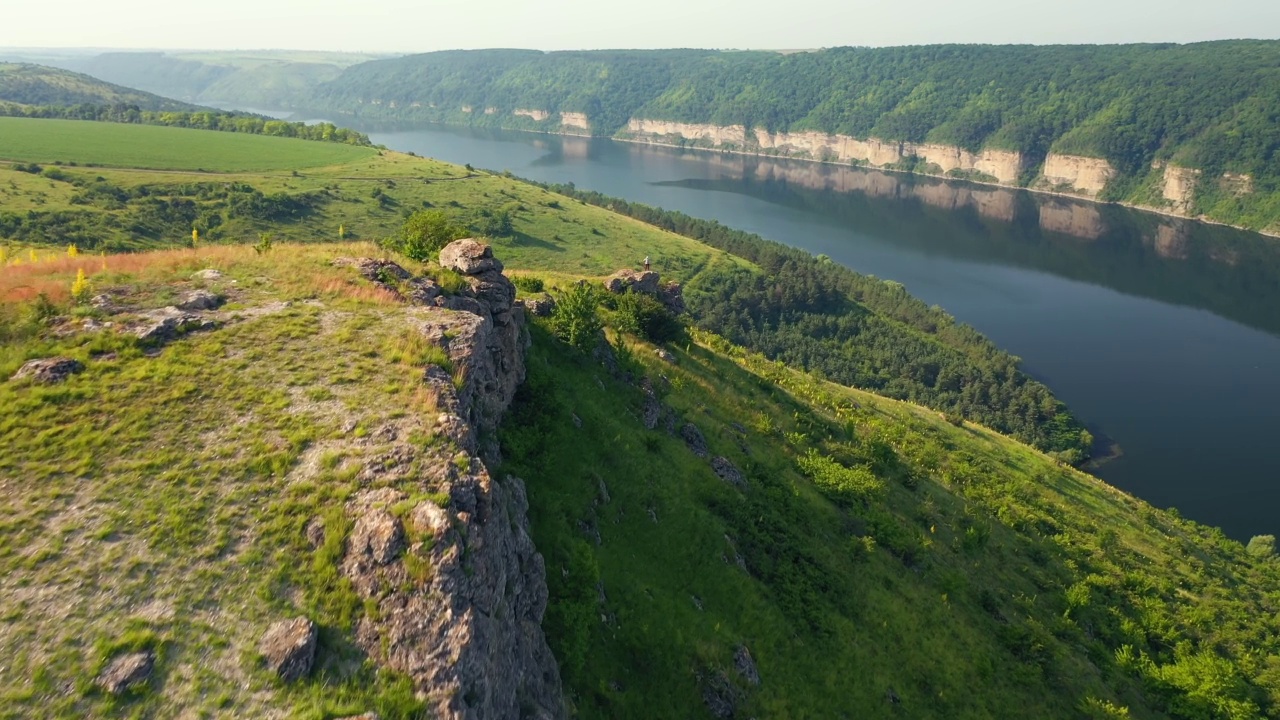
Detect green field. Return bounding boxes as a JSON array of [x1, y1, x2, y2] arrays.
[[0, 118, 376, 172]]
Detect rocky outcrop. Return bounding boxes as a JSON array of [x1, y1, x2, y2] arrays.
[[10, 357, 82, 384], [560, 112, 591, 131], [259, 617, 318, 682], [1041, 153, 1116, 196], [603, 269, 685, 315], [133, 307, 219, 344], [336, 241, 561, 720], [1161, 165, 1200, 214], [514, 108, 550, 122], [175, 289, 224, 312], [97, 651, 154, 695]]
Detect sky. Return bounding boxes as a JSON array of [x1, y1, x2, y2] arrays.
[[3, 0, 1279, 52]]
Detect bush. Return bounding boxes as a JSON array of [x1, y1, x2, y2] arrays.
[[393, 210, 467, 262], [612, 290, 682, 343], [1247, 534, 1276, 558], [552, 283, 602, 351], [512, 275, 545, 293]]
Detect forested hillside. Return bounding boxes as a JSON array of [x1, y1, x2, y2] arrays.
[[52, 51, 384, 108], [0, 63, 200, 111], [306, 43, 1280, 231]]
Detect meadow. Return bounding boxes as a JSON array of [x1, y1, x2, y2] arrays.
[[0, 117, 376, 172]]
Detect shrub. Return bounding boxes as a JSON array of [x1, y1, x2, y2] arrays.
[[393, 210, 467, 262], [612, 290, 682, 343], [1247, 534, 1276, 558], [552, 283, 602, 351], [512, 275, 545, 293], [70, 269, 90, 305]]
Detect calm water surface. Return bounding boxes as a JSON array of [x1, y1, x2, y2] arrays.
[[365, 124, 1280, 540]]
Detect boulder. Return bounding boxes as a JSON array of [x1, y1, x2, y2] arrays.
[[659, 281, 686, 315], [440, 239, 502, 275], [522, 295, 556, 317], [333, 257, 411, 282], [681, 423, 708, 458], [10, 357, 82, 384], [97, 651, 154, 695], [174, 289, 223, 312], [711, 457, 746, 489], [603, 269, 659, 296], [405, 277, 441, 305], [410, 501, 451, 541], [734, 645, 760, 686], [348, 509, 406, 565], [134, 310, 218, 344], [656, 348, 677, 364], [259, 617, 318, 682], [304, 516, 326, 549], [191, 268, 224, 281]]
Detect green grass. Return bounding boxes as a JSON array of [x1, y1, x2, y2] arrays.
[[0, 118, 376, 171]]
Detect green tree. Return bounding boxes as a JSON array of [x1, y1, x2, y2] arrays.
[[552, 282, 602, 351], [396, 210, 466, 262]]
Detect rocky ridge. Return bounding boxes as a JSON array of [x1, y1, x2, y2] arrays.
[[333, 240, 564, 719]]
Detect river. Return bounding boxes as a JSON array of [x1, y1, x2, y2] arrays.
[[363, 123, 1280, 541]]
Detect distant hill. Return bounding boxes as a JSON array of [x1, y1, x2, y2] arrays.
[[51, 50, 387, 109], [0, 62, 200, 111]]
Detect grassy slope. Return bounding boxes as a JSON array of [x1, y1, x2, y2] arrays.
[[504, 319, 1280, 719], [0, 118, 376, 172]]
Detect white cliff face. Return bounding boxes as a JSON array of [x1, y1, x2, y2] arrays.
[[1042, 154, 1116, 196], [622, 120, 1024, 185], [626, 119, 749, 147], [515, 108, 550, 122], [1161, 165, 1200, 214], [560, 112, 591, 131]]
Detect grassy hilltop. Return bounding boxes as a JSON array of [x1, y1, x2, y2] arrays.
[[0, 119, 1278, 719]]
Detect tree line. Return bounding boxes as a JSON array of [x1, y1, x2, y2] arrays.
[[0, 102, 372, 146]]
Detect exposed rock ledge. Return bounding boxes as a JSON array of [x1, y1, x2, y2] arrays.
[[622, 119, 1025, 185], [336, 240, 563, 719]]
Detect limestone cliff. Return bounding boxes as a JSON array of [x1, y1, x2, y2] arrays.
[[336, 241, 564, 720], [1041, 154, 1116, 197], [515, 108, 550, 122], [621, 119, 1025, 185], [560, 112, 591, 132], [1161, 165, 1200, 214]]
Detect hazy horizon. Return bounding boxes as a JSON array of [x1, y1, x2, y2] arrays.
[[3, 0, 1279, 54]]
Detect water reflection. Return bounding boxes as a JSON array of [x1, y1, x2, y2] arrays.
[[632, 146, 1280, 337]]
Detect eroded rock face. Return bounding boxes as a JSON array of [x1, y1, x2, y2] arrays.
[[259, 617, 318, 682], [336, 242, 562, 720], [10, 357, 82, 384], [97, 651, 154, 695]]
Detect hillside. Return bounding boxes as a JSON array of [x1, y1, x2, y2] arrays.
[[53, 51, 385, 109], [304, 43, 1280, 233], [0, 118, 1091, 458], [0, 62, 200, 111], [2, 237, 1279, 718]]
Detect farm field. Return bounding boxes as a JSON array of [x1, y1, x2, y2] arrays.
[[0, 117, 376, 172]]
